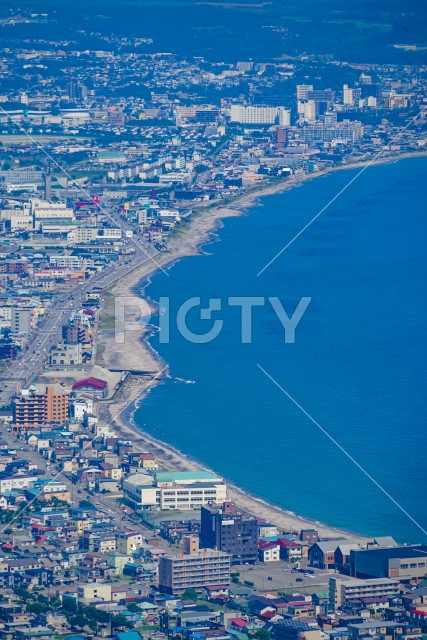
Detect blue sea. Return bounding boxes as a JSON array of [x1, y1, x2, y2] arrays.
[[134, 156, 427, 543]]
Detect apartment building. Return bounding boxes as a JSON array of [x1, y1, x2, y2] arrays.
[[12, 386, 69, 429], [158, 536, 231, 595], [77, 583, 112, 605], [50, 342, 83, 366], [200, 501, 259, 565], [329, 576, 401, 608], [11, 308, 33, 334], [49, 255, 95, 269], [230, 105, 291, 126]]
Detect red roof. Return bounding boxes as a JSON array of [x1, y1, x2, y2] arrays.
[[231, 619, 249, 628], [259, 540, 279, 550], [262, 611, 277, 620], [410, 610, 427, 616], [72, 377, 107, 390], [277, 538, 301, 549]]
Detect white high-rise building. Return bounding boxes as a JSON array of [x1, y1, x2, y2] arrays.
[[19, 92, 29, 105], [230, 105, 290, 126], [343, 84, 354, 105], [298, 100, 317, 123]]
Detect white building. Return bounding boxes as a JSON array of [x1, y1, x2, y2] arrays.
[[343, 84, 354, 105], [50, 342, 83, 366], [26, 199, 75, 230], [259, 543, 281, 563], [0, 475, 34, 493], [123, 471, 227, 511], [298, 100, 317, 123], [49, 255, 95, 270], [230, 105, 290, 126], [70, 397, 93, 421]]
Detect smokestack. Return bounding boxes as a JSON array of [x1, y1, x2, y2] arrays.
[[44, 163, 52, 201]]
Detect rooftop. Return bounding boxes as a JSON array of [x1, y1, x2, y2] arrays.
[[354, 545, 427, 559], [156, 471, 222, 483], [72, 377, 107, 390]]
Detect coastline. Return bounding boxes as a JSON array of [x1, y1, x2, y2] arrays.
[[96, 149, 427, 541]]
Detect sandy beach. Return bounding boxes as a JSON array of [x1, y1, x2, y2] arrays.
[[95, 149, 427, 541]]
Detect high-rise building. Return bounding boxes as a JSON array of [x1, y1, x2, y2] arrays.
[[236, 61, 254, 72], [11, 308, 32, 334], [158, 535, 231, 595], [296, 120, 363, 144], [66, 80, 87, 101], [200, 501, 258, 565], [67, 80, 77, 99], [343, 84, 354, 105], [230, 105, 290, 126], [296, 84, 314, 101], [12, 386, 69, 429], [307, 89, 334, 104], [62, 324, 88, 344]]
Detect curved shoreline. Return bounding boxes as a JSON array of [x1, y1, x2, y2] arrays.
[[98, 150, 427, 541]]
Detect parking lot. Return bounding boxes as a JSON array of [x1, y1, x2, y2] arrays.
[[235, 562, 336, 594]]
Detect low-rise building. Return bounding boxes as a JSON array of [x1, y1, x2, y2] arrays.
[[329, 577, 401, 609], [350, 546, 427, 580], [123, 470, 227, 510]]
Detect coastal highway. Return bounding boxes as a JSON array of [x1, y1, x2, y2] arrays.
[[0, 209, 161, 408]]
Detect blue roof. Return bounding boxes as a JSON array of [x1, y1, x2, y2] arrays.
[[116, 632, 143, 640]]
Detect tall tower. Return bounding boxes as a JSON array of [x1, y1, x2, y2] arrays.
[[44, 163, 52, 202]]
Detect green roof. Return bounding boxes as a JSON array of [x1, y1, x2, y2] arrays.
[[156, 471, 220, 483]]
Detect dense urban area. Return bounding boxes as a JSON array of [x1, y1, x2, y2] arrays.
[[0, 4, 426, 640]]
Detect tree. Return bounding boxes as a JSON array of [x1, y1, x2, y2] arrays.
[[37, 594, 49, 604], [14, 586, 31, 601], [69, 614, 89, 630], [254, 630, 271, 640], [182, 588, 198, 600], [127, 602, 141, 613], [62, 595, 78, 614], [112, 614, 132, 630], [27, 602, 45, 615]]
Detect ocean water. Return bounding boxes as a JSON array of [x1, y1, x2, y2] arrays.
[[134, 157, 427, 542]]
